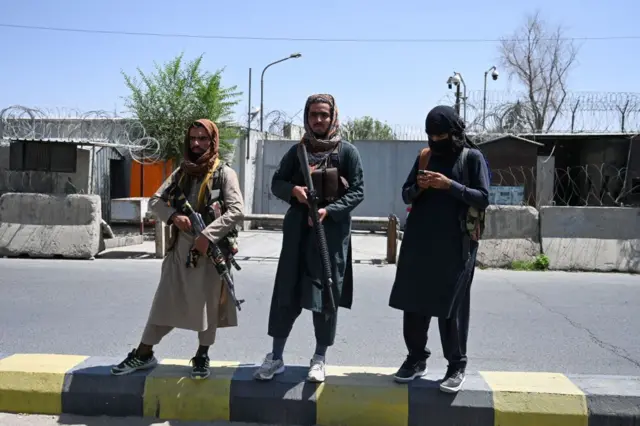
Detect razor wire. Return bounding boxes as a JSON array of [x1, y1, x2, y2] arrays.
[[490, 164, 640, 207], [0, 105, 162, 164]]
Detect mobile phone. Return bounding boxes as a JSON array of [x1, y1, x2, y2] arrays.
[[418, 170, 427, 175]]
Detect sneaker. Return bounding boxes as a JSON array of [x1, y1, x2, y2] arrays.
[[111, 349, 158, 376], [393, 357, 427, 383], [306, 354, 326, 383], [253, 352, 285, 381], [440, 367, 466, 393], [190, 353, 210, 379]]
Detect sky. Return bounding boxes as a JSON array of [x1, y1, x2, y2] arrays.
[[1, 0, 639, 137]]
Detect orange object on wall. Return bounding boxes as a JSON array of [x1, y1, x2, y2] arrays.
[[129, 160, 174, 197]]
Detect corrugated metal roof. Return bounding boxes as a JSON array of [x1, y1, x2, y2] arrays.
[[0, 136, 142, 149]]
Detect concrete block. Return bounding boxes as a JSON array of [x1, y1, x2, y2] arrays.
[[482, 205, 539, 240], [541, 207, 640, 272], [477, 206, 541, 267], [477, 238, 540, 268], [0, 192, 102, 259]]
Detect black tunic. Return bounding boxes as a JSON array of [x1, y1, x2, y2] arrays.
[[269, 141, 365, 313], [389, 147, 490, 318]]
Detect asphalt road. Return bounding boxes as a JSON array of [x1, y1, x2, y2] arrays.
[[1, 258, 639, 376]]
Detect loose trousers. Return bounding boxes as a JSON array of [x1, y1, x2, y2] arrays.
[[402, 266, 474, 369], [141, 323, 217, 347]]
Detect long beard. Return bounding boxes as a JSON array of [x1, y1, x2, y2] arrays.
[[188, 149, 204, 162]]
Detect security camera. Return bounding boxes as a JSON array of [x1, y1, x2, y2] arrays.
[[491, 69, 499, 80]]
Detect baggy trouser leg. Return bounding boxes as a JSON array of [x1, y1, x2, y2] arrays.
[[312, 310, 338, 347], [439, 269, 473, 370], [403, 312, 432, 362], [268, 304, 303, 339], [141, 324, 174, 346], [197, 325, 217, 346]]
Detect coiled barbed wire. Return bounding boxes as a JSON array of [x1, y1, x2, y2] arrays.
[[437, 90, 640, 137], [0, 105, 162, 164], [490, 164, 639, 207]]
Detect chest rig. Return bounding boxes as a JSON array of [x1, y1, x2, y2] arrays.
[[165, 164, 240, 257], [309, 143, 349, 205]]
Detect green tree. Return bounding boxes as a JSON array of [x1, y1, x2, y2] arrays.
[[340, 116, 396, 141], [122, 53, 242, 163]]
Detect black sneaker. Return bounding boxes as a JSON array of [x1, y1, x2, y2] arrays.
[[190, 353, 210, 379], [440, 367, 465, 393], [111, 349, 157, 376], [393, 357, 427, 383]]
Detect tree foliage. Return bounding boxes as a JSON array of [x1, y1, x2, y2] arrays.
[[340, 116, 396, 141], [497, 11, 579, 132], [122, 53, 242, 163]]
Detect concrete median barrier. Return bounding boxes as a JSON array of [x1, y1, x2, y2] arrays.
[[1, 353, 639, 425], [477, 205, 541, 268], [541, 206, 640, 273], [0, 193, 102, 259]]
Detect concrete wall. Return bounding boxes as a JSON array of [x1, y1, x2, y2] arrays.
[[0, 193, 102, 259], [476, 206, 640, 272], [0, 146, 91, 194], [540, 207, 640, 273], [477, 206, 541, 268]]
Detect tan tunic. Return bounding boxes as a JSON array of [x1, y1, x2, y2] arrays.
[[145, 164, 244, 332]]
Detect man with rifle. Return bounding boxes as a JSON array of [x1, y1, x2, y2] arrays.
[[253, 94, 365, 383], [110, 119, 245, 380]]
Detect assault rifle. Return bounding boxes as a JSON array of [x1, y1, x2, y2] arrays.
[[173, 190, 245, 311], [296, 143, 337, 313]]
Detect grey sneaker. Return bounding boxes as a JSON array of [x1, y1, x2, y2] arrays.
[[306, 354, 326, 383], [111, 349, 158, 376], [440, 368, 466, 393], [253, 352, 285, 381]]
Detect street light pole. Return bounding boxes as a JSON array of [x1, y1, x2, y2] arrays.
[[260, 53, 302, 133], [483, 66, 498, 130]]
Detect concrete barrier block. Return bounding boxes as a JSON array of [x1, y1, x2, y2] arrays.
[[477, 206, 541, 267], [540, 207, 640, 273], [483, 205, 539, 240], [0, 192, 102, 259], [477, 238, 540, 268]]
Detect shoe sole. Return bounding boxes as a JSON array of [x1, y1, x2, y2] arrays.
[[439, 377, 466, 393], [191, 371, 211, 380], [306, 375, 325, 383], [253, 364, 286, 381], [110, 358, 158, 376], [394, 369, 427, 383]]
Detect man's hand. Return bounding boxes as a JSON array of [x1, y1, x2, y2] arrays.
[[424, 171, 452, 189], [172, 214, 192, 232], [292, 185, 308, 205], [194, 235, 209, 255], [308, 208, 328, 227]]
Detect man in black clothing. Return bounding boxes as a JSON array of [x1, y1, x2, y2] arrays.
[[388, 105, 490, 393]]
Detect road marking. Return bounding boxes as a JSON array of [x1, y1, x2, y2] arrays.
[[0, 354, 88, 415], [480, 371, 588, 426], [143, 358, 240, 422], [316, 365, 408, 426]]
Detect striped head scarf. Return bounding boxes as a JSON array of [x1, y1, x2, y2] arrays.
[[301, 94, 342, 153]]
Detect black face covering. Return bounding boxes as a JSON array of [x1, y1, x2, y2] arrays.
[[428, 136, 453, 154], [425, 105, 469, 155]]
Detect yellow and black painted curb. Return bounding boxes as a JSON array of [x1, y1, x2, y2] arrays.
[[0, 352, 639, 425]]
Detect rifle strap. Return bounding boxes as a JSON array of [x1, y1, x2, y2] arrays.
[[418, 147, 431, 171]]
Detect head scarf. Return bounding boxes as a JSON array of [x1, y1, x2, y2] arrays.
[[182, 119, 219, 176], [301, 94, 341, 154], [425, 105, 479, 154]]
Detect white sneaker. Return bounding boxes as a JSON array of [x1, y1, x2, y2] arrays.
[[306, 354, 326, 383], [253, 352, 285, 381]]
